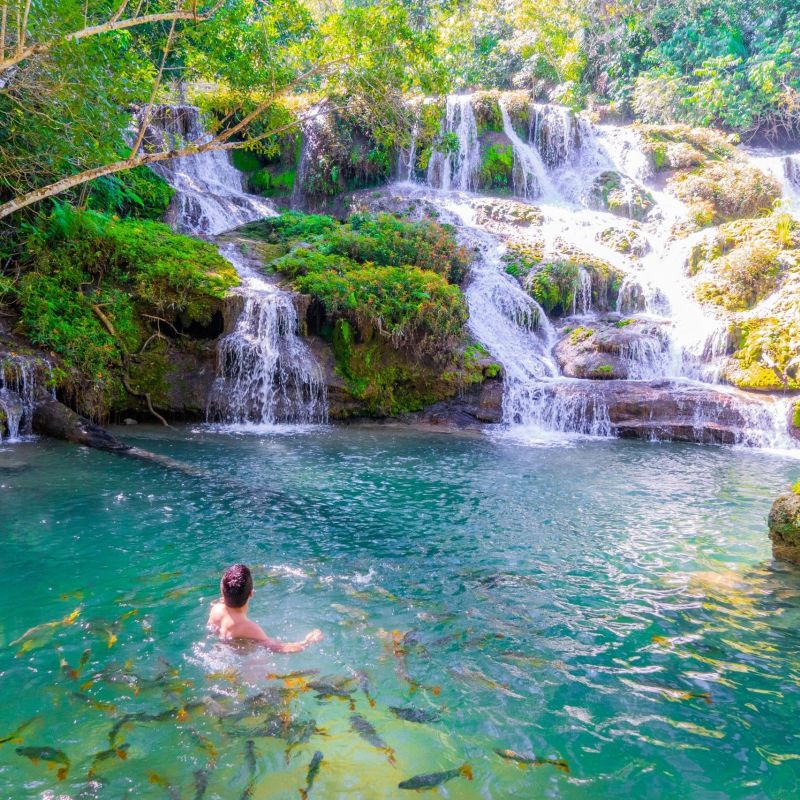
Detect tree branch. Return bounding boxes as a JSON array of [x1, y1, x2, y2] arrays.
[[0, 0, 225, 74]]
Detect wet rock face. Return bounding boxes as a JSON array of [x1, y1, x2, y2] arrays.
[[542, 379, 774, 444], [768, 491, 800, 564], [554, 320, 671, 380], [472, 198, 543, 228], [587, 171, 654, 221]]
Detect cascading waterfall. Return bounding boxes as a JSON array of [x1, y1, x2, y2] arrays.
[[0, 356, 51, 442], [427, 96, 481, 191], [137, 105, 274, 236], [206, 245, 327, 426], [416, 93, 799, 447], [498, 101, 555, 200], [143, 105, 328, 426]]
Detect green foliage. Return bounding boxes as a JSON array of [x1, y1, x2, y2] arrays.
[[249, 212, 338, 242], [528, 261, 580, 315], [250, 211, 472, 376], [479, 144, 513, 190], [322, 213, 470, 284], [85, 168, 175, 220], [273, 249, 466, 356], [16, 205, 237, 417]]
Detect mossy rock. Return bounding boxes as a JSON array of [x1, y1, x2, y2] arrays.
[[587, 171, 654, 221], [724, 314, 800, 391], [330, 319, 477, 417], [472, 198, 543, 228], [670, 161, 781, 225], [637, 124, 737, 171], [477, 140, 514, 192], [690, 215, 798, 310], [768, 491, 800, 564], [597, 226, 649, 257]]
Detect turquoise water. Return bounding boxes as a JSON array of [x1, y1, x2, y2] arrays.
[[1, 426, 800, 799]]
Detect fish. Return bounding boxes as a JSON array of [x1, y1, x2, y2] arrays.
[[193, 767, 210, 800], [59, 648, 92, 679], [494, 748, 570, 772], [266, 669, 320, 681], [353, 670, 376, 708], [299, 750, 323, 800], [307, 680, 354, 701], [188, 729, 219, 767], [87, 744, 130, 778], [206, 668, 240, 684], [0, 716, 41, 746], [389, 706, 441, 724], [70, 692, 117, 713], [448, 666, 523, 699], [245, 739, 257, 777], [349, 714, 396, 765], [12, 607, 82, 655], [16, 745, 71, 780], [398, 764, 472, 790]]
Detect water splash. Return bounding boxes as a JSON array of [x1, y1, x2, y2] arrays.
[[0, 355, 51, 442], [137, 105, 273, 235]]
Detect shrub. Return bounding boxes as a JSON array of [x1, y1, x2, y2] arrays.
[[671, 161, 781, 223], [272, 248, 467, 356], [527, 261, 580, 315]]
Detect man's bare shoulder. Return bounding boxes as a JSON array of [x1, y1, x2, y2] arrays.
[[236, 619, 269, 641]]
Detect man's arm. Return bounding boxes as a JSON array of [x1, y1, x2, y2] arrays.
[[254, 626, 323, 653]]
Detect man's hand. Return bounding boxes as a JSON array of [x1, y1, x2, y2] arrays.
[[305, 629, 323, 644]]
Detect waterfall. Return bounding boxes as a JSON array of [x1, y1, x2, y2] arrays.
[[398, 120, 419, 182], [498, 100, 556, 201], [142, 105, 329, 427], [388, 88, 800, 448], [206, 245, 327, 427], [744, 150, 800, 215], [0, 355, 51, 442], [530, 104, 577, 168], [427, 96, 481, 191], [572, 267, 592, 316], [138, 105, 273, 235]]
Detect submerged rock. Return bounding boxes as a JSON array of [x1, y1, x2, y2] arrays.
[[768, 491, 800, 564]]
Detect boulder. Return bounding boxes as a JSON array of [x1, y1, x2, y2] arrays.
[[554, 320, 671, 380], [768, 490, 800, 564], [587, 171, 654, 221], [539, 379, 778, 444]]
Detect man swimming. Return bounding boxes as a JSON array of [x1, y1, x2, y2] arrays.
[[208, 563, 323, 652]]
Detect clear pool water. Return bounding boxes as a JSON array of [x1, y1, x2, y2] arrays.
[[1, 426, 800, 799]]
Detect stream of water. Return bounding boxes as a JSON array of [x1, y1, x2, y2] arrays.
[[1, 428, 800, 798]]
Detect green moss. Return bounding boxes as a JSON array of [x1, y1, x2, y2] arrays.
[[331, 319, 452, 416], [17, 205, 238, 418], [528, 262, 580, 315], [250, 167, 295, 196], [792, 401, 800, 431], [570, 326, 594, 343], [591, 364, 614, 377], [615, 318, 634, 328], [479, 144, 513, 191]]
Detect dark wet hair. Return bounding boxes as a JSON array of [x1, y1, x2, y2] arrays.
[[221, 564, 253, 608]]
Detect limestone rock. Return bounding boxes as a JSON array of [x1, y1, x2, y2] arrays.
[[554, 320, 671, 380], [587, 171, 654, 221], [768, 491, 800, 564]]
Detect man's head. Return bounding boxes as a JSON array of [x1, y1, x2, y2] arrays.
[[221, 563, 253, 608]]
